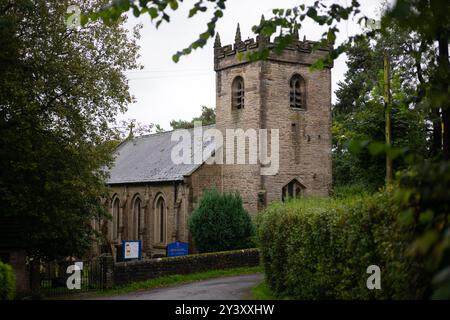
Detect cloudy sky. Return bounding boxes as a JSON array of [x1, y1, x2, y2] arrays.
[[122, 0, 390, 130]]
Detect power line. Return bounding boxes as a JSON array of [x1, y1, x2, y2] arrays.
[[127, 73, 212, 80], [124, 68, 210, 74]]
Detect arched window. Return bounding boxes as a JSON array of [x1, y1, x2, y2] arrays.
[[290, 74, 306, 109], [282, 179, 305, 202], [133, 197, 142, 240], [232, 76, 244, 110], [112, 197, 120, 240], [155, 196, 166, 244]]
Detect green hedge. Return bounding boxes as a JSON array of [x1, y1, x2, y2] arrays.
[[256, 194, 427, 299], [0, 260, 16, 300]]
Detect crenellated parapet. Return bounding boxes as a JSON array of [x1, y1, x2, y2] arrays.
[[214, 16, 332, 71]]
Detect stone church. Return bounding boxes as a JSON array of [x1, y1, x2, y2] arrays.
[[103, 24, 332, 258]]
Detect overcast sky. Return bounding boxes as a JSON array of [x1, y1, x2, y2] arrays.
[[122, 0, 391, 130]]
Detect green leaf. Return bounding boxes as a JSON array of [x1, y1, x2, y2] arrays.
[[431, 266, 450, 300], [148, 7, 158, 19], [327, 30, 336, 43], [188, 8, 197, 18], [419, 210, 434, 224], [169, 0, 178, 11], [368, 142, 385, 156], [199, 32, 209, 40], [348, 139, 370, 155], [80, 15, 88, 26], [132, 5, 140, 17], [398, 209, 414, 226], [413, 230, 439, 254]]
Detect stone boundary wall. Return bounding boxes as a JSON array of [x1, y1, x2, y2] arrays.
[[112, 248, 260, 286]]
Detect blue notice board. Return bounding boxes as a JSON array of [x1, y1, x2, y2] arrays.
[[167, 241, 189, 257]]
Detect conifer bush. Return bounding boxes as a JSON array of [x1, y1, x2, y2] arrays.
[[188, 189, 255, 253]]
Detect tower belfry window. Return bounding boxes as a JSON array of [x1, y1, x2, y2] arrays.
[[290, 74, 306, 109], [232, 76, 244, 110]]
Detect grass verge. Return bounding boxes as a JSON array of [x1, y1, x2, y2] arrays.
[[53, 265, 263, 299], [251, 281, 277, 300]]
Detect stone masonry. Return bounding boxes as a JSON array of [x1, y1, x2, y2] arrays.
[[214, 21, 333, 213], [103, 21, 332, 258]]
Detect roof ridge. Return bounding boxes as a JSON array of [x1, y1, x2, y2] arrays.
[[136, 123, 216, 140]]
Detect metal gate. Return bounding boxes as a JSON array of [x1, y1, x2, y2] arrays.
[[39, 258, 105, 297]]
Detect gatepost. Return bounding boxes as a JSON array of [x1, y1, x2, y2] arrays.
[[101, 255, 114, 289]]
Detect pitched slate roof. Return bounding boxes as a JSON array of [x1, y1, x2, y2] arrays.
[[106, 125, 215, 184]]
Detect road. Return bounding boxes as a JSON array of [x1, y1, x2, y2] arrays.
[[98, 273, 264, 300]]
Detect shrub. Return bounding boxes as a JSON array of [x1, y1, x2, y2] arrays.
[[332, 183, 369, 198], [0, 260, 16, 300], [256, 194, 427, 299], [188, 189, 254, 253], [396, 160, 450, 299]]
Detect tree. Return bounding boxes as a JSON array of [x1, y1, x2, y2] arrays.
[[0, 0, 141, 260], [170, 106, 215, 129], [386, 0, 449, 159], [383, 50, 393, 185], [188, 189, 254, 253], [333, 35, 428, 191]]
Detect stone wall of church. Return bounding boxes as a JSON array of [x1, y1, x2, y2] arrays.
[[262, 61, 332, 205], [215, 61, 265, 214], [102, 32, 333, 259], [105, 163, 225, 258], [105, 182, 190, 258], [214, 34, 332, 214], [187, 163, 223, 209]]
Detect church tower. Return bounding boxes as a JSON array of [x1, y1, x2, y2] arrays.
[[214, 20, 332, 214]]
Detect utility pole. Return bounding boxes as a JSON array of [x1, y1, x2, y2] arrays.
[[384, 50, 393, 185]]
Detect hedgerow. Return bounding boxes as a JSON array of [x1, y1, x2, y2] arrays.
[[256, 194, 427, 299]]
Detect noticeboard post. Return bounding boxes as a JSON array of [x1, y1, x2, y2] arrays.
[[122, 240, 142, 260], [166, 241, 189, 257]]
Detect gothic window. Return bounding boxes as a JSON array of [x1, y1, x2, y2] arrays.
[[232, 76, 244, 110], [155, 195, 166, 244], [282, 179, 305, 202], [290, 74, 306, 109], [133, 196, 142, 240], [112, 197, 120, 240]]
